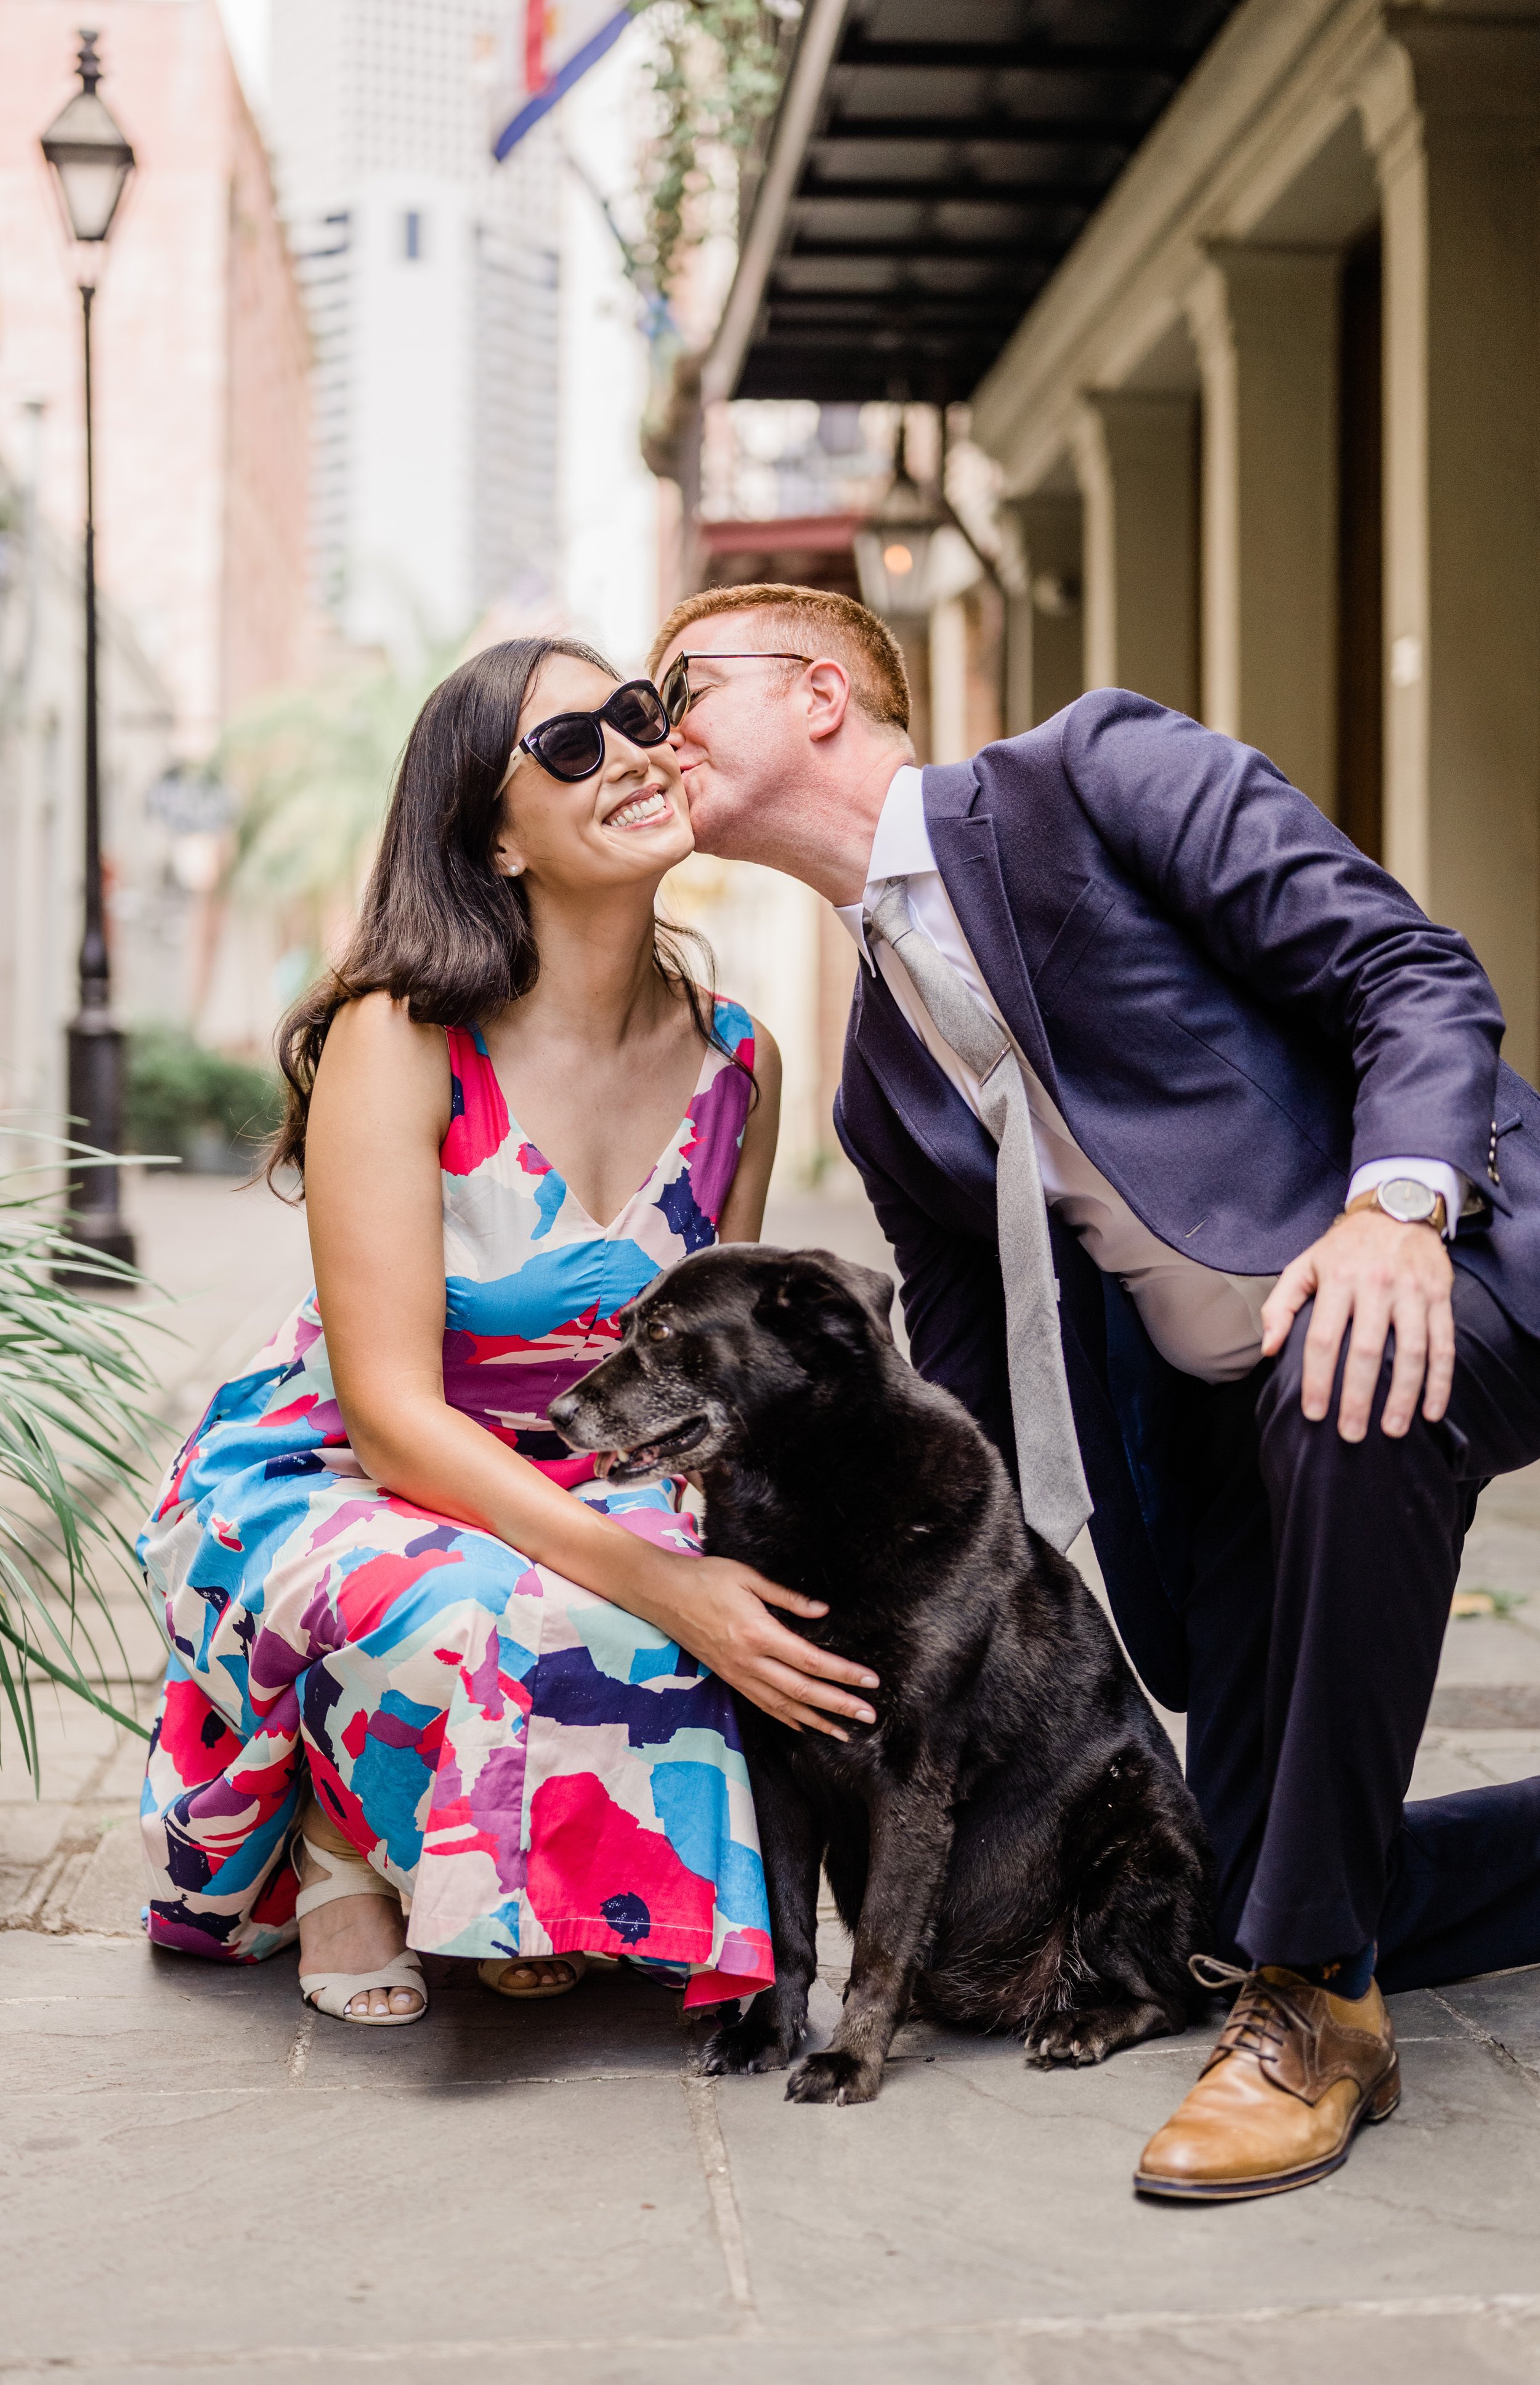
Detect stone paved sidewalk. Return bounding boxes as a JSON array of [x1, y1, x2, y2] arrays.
[[3, 1173, 1540, 2383]]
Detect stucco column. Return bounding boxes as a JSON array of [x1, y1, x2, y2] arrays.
[[928, 595, 971, 765], [1001, 493, 1082, 731], [1361, 15, 1540, 1077], [1187, 246, 1340, 815], [1070, 394, 1198, 715]]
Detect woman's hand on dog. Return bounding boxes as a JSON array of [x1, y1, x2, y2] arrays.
[[654, 1557, 880, 1739]]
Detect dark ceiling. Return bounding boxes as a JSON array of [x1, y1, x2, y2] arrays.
[[731, 0, 1242, 405]]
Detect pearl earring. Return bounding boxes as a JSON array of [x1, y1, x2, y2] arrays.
[[505, 861, 525, 878]]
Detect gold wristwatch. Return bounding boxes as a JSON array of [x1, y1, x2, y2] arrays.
[[1345, 1178, 1448, 1235]]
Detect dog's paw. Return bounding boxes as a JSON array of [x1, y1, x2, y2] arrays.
[[699, 2022, 790, 2077], [1026, 2005, 1141, 2068], [785, 2049, 881, 2105], [1027, 2025, 1105, 2070]]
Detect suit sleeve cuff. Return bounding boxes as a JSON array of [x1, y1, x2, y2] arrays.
[[1347, 1159, 1467, 1239]]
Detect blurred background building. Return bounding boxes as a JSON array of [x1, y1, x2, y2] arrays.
[[0, 0, 657, 1170], [3, 0, 1539, 1199], [0, 0, 308, 1130], [265, 0, 562, 656]]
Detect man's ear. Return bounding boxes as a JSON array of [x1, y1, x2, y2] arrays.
[[803, 658, 852, 744]]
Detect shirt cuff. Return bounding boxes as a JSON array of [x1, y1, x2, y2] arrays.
[[1347, 1159, 1467, 1239]]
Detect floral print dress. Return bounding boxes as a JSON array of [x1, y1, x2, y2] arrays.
[[137, 1002, 773, 2009]]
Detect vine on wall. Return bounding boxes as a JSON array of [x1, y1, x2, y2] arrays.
[[631, 0, 796, 298]]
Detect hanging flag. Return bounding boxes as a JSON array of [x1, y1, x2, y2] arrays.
[[490, 2, 634, 160]]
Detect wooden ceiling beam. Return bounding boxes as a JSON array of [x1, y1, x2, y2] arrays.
[[835, 34, 1192, 75], [816, 115, 1141, 146], [796, 176, 1100, 204]]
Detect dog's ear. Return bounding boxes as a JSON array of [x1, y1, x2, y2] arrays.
[[828, 1257, 896, 1345], [756, 1250, 896, 1354], [769, 1250, 896, 1337]]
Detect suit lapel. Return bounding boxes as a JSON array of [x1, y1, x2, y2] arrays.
[[923, 767, 1061, 1102], [849, 961, 999, 1217]]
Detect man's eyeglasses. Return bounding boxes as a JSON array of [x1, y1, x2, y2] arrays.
[[660, 650, 811, 727], [517, 679, 671, 784]]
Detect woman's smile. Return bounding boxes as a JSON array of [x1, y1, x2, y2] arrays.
[[602, 784, 673, 832]]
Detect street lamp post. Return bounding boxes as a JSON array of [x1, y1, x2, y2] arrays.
[[40, 29, 136, 1267]]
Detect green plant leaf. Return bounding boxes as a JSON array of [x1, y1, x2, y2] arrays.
[[124, 1026, 283, 1164], [0, 1134, 167, 1776], [0, 1616, 149, 1741]]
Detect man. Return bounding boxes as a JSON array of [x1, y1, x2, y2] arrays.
[[648, 582, 1540, 2203]]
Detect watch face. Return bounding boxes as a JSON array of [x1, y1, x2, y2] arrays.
[[1381, 1177, 1438, 1223]]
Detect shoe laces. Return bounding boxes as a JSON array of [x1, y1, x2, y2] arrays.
[[1188, 1953, 1306, 2062]]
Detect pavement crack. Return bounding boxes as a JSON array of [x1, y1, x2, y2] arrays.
[[1, 2068, 691, 2100], [1427, 1987, 1540, 2111], [9, 2293, 1540, 2371], [936, 2061, 1145, 2123], [681, 2070, 760, 2337]]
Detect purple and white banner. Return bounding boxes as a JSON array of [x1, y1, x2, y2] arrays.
[[490, 2, 634, 160]]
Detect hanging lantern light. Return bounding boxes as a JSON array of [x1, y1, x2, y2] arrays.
[[853, 418, 946, 619]]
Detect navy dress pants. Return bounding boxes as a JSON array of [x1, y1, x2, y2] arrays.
[[1173, 1269, 1540, 1989]]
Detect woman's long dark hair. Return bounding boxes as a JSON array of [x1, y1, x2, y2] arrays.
[[268, 636, 746, 1188]]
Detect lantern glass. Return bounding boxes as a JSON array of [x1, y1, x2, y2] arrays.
[[854, 511, 939, 618], [41, 86, 135, 245]]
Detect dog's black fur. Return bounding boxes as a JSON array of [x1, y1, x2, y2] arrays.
[[551, 1245, 1212, 2107]]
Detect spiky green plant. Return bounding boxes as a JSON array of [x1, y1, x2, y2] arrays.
[[0, 1143, 164, 1776]]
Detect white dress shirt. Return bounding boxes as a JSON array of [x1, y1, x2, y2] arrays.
[[835, 766, 1463, 1387]]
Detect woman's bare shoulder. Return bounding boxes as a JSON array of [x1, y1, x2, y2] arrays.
[[312, 994, 451, 1123], [321, 990, 445, 1058]]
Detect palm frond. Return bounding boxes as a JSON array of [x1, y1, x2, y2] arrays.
[[0, 1136, 168, 1778], [218, 654, 445, 913]]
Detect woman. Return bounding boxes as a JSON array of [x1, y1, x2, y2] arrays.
[[139, 638, 879, 2025]]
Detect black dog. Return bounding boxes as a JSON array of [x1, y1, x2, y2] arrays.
[[550, 1245, 1212, 2106]]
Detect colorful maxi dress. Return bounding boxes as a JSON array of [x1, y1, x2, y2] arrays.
[[137, 1002, 773, 2010]]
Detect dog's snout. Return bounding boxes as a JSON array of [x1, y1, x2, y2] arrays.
[[547, 1390, 580, 1433]]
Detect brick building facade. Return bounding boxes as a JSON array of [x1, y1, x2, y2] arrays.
[[0, 1, 310, 1119]]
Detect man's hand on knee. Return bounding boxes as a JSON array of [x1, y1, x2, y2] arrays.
[[1260, 1211, 1456, 1443]]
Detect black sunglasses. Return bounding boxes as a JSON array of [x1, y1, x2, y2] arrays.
[[517, 679, 670, 784], [660, 650, 811, 727]]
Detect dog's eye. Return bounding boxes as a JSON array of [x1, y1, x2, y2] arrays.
[[646, 1319, 672, 1343]]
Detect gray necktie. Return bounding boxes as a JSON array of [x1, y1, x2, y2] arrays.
[[865, 877, 1092, 1553]]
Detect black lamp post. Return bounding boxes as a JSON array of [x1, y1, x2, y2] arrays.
[[40, 30, 137, 1266]]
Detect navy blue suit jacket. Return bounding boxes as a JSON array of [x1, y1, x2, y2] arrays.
[[833, 690, 1540, 1709]]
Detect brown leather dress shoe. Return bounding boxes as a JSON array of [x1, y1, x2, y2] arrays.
[[1134, 1961, 1401, 2201]]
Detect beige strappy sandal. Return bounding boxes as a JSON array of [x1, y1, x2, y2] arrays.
[[477, 1951, 588, 1999], [293, 1834, 428, 2026]]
